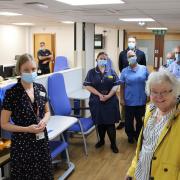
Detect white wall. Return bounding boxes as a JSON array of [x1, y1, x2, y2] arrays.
[[0, 25, 28, 65], [85, 23, 95, 74], [95, 26, 124, 73], [29, 25, 74, 67]]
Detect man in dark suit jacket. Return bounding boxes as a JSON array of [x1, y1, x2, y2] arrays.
[[118, 36, 146, 72], [117, 36, 146, 129]]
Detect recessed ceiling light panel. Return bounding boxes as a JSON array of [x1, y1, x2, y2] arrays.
[[119, 18, 155, 22], [55, 0, 124, 6], [61, 21, 74, 24], [0, 12, 22, 16], [146, 27, 168, 30], [12, 23, 35, 26]]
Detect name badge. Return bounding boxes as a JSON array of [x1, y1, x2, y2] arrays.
[[36, 132, 45, 140], [40, 91, 46, 97]]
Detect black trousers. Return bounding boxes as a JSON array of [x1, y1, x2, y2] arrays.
[[125, 105, 145, 139], [97, 124, 116, 145]]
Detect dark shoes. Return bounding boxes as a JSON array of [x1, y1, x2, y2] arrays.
[[111, 144, 119, 153], [128, 138, 134, 144], [95, 141, 105, 148], [116, 122, 125, 129]]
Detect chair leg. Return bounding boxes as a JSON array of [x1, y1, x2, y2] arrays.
[[78, 120, 88, 156], [82, 133, 88, 156]]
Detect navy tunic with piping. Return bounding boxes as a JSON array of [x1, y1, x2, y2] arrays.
[[2, 80, 53, 180], [83, 67, 120, 125]]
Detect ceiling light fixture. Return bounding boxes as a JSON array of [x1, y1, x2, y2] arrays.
[[12, 23, 35, 26], [61, 21, 74, 24], [0, 12, 22, 16], [138, 21, 146, 26], [146, 27, 168, 30], [55, 0, 124, 6], [119, 18, 155, 22]]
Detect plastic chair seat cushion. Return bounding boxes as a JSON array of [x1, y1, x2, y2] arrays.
[[49, 141, 68, 159], [68, 117, 94, 132]]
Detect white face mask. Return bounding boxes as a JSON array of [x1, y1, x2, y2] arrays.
[[40, 46, 45, 50], [128, 42, 136, 50]]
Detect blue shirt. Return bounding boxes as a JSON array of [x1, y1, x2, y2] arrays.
[[168, 61, 180, 79], [120, 64, 149, 106]]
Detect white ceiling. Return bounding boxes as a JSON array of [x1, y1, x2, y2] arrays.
[[0, 0, 180, 32]]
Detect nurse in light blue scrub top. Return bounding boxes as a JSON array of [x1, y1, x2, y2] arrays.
[[119, 50, 149, 144]]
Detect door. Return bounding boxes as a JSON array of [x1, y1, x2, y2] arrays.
[[154, 35, 164, 69], [34, 33, 56, 72]]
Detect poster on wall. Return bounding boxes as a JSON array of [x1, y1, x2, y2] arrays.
[[94, 34, 103, 49]]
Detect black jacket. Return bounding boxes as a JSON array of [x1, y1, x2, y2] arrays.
[[118, 48, 146, 72]]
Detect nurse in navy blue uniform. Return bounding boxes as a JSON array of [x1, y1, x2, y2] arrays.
[[84, 52, 120, 153], [1, 54, 53, 180]]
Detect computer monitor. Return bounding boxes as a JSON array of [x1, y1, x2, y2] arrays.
[[3, 65, 15, 78], [0, 65, 3, 77]]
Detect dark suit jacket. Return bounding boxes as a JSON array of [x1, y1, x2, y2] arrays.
[[118, 48, 146, 72]]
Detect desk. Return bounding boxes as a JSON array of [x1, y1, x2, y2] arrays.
[[67, 89, 90, 117], [47, 115, 78, 140], [47, 115, 77, 180], [0, 116, 77, 180], [0, 153, 10, 167], [67, 89, 90, 100]]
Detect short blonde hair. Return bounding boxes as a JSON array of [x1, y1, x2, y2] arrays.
[[146, 67, 180, 98], [16, 53, 37, 75]]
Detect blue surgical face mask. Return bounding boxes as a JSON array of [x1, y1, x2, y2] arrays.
[[97, 59, 107, 67], [166, 59, 174, 66], [175, 53, 180, 62], [128, 57, 137, 65], [21, 72, 37, 83], [128, 42, 136, 50]]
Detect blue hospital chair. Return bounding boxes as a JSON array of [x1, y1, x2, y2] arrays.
[[0, 83, 16, 139], [54, 56, 69, 72], [49, 134, 75, 180], [48, 73, 95, 155]]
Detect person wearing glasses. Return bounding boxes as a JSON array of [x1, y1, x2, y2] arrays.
[[119, 50, 149, 144], [126, 67, 180, 180], [168, 46, 180, 79]]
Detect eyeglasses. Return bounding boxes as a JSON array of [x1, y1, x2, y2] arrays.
[[150, 89, 173, 97]]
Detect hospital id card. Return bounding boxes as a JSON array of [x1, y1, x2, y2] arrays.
[[36, 132, 45, 140]]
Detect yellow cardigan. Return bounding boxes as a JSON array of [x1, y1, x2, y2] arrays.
[[127, 103, 180, 180]]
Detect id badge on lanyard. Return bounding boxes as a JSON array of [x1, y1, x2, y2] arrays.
[[29, 100, 45, 141]]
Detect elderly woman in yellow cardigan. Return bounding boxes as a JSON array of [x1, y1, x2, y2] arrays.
[[126, 67, 180, 180]]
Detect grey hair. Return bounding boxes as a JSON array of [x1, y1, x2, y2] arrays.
[[146, 67, 180, 98], [15, 53, 37, 75]]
